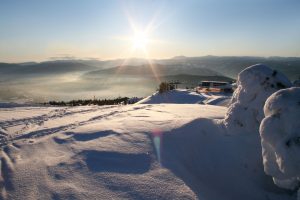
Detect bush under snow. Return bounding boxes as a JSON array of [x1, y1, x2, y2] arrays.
[[224, 64, 292, 134], [260, 87, 300, 194]]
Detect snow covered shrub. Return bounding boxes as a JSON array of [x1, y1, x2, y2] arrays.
[[260, 87, 300, 194], [224, 64, 292, 133]]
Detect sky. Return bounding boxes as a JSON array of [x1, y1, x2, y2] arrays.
[[0, 0, 300, 62]]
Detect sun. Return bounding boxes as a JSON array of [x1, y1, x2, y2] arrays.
[[131, 31, 149, 50]]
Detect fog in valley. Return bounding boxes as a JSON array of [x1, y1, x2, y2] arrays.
[[1, 56, 299, 103]]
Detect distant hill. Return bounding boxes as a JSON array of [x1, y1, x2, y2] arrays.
[[157, 56, 300, 80], [1, 56, 299, 103], [83, 64, 222, 78], [159, 74, 234, 85], [0, 63, 21, 74], [0, 61, 96, 75], [1, 56, 300, 80]]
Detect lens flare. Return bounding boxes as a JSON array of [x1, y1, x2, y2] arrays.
[[111, 10, 166, 83], [152, 129, 162, 163]]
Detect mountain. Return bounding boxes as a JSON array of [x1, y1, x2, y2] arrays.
[[2, 56, 300, 80], [156, 56, 300, 80], [1, 61, 97, 75], [159, 74, 234, 85], [83, 64, 223, 78]]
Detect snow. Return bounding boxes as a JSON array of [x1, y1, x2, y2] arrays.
[[137, 89, 231, 106], [0, 64, 298, 199], [260, 87, 300, 193], [0, 104, 225, 199], [224, 64, 292, 134], [0, 103, 294, 200]]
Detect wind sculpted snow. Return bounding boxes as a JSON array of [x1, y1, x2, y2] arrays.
[[0, 84, 297, 199], [0, 104, 223, 199], [224, 64, 292, 134], [260, 87, 300, 194], [137, 89, 231, 106]]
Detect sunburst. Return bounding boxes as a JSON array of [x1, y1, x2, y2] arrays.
[[131, 31, 149, 51]]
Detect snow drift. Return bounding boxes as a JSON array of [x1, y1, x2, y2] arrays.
[[1, 64, 299, 200], [224, 64, 292, 134], [137, 89, 206, 104], [260, 87, 300, 193], [138, 89, 231, 106]]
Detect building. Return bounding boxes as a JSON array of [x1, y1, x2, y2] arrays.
[[197, 81, 233, 93]]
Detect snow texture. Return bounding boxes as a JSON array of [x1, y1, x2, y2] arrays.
[[224, 64, 292, 134], [0, 104, 227, 200], [138, 89, 231, 106], [0, 70, 298, 200], [0, 100, 295, 200], [137, 89, 206, 104], [260, 87, 300, 194]]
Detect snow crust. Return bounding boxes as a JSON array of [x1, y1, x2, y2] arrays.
[[224, 64, 292, 134], [260, 87, 300, 192]]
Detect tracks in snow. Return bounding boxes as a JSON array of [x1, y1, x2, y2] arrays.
[[0, 148, 15, 200], [0, 104, 153, 198], [0, 105, 153, 148]]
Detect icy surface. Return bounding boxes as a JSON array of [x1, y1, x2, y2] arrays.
[[224, 64, 292, 134], [260, 87, 300, 192]]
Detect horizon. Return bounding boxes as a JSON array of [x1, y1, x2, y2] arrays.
[[2, 54, 300, 64], [1, 0, 300, 63]]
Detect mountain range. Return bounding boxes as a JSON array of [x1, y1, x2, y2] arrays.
[[1, 56, 299, 80]]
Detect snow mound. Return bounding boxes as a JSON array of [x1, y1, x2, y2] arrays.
[[1, 104, 294, 200], [260, 87, 300, 192], [137, 89, 206, 104], [137, 89, 231, 106], [224, 64, 292, 134], [201, 93, 232, 107], [0, 104, 227, 200]]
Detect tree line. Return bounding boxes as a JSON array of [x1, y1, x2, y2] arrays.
[[44, 97, 135, 106]]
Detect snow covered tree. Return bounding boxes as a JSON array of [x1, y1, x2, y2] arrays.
[[260, 87, 300, 197], [223, 64, 292, 134]]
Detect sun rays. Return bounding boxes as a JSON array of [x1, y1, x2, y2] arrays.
[[111, 12, 164, 83], [131, 31, 149, 51]]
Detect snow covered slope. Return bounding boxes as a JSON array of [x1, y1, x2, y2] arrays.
[[0, 104, 219, 199], [0, 103, 295, 200], [1, 63, 298, 200], [137, 89, 231, 106]]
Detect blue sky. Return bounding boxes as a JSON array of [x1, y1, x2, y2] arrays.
[[0, 0, 300, 62]]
